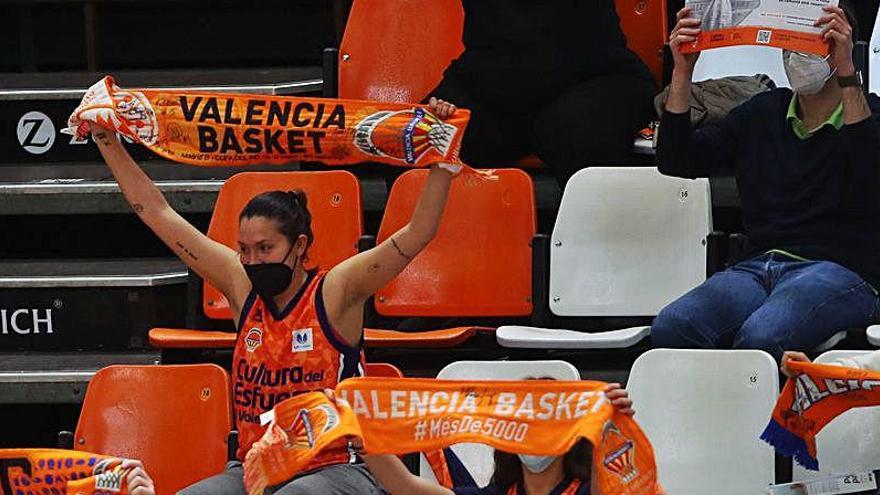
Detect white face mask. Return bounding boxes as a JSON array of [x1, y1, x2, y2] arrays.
[[783, 50, 835, 96], [517, 454, 557, 474]]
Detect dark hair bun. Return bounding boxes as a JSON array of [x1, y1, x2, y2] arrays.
[[288, 189, 308, 209]]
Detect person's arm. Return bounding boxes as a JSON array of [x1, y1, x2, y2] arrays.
[[364, 455, 454, 495], [815, 4, 880, 182], [91, 126, 250, 314], [322, 166, 453, 340], [657, 7, 739, 179], [816, 5, 871, 126]]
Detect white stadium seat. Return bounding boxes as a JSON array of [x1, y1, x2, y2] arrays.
[[498, 167, 711, 349], [793, 350, 880, 480], [627, 349, 778, 494], [867, 325, 880, 346], [419, 360, 580, 487], [496, 326, 651, 349]]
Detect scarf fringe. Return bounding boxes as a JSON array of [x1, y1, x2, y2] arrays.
[[760, 419, 819, 471]]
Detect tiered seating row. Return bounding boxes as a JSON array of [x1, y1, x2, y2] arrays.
[[68, 350, 877, 493]]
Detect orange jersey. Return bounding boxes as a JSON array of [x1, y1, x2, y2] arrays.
[[233, 271, 365, 466]]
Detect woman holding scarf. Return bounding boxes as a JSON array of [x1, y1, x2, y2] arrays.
[[89, 120, 456, 494]]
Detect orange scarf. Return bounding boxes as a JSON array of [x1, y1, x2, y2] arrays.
[[65, 76, 470, 170], [0, 449, 129, 495], [761, 360, 880, 470], [244, 378, 662, 495], [508, 479, 581, 495]]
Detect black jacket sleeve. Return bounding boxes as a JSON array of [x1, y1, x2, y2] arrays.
[[656, 98, 750, 178]]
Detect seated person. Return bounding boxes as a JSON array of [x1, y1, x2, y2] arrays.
[[107, 385, 632, 495], [364, 383, 634, 495], [427, 0, 657, 186], [89, 117, 455, 493], [651, 1, 880, 362]]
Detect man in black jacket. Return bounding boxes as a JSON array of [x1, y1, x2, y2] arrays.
[[652, 1, 880, 361]]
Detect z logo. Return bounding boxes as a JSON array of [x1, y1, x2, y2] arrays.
[[17, 111, 56, 154]]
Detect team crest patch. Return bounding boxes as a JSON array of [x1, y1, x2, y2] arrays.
[[602, 421, 639, 483], [292, 403, 341, 448], [353, 108, 458, 165], [292, 327, 314, 353], [245, 327, 263, 352]]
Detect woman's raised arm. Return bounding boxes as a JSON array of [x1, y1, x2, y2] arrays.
[[91, 126, 250, 313]]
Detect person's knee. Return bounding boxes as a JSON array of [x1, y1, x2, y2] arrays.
[[651, 306, 702, 348], [734, 321, 784, 360], [272, 471, 333, 495], [533, 78, 654, 168], [177, 463, 245, 495]]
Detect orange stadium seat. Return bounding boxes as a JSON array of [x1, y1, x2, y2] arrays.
[[364, 362, 404, 378], [365, 168, 536, 347], [149, 328, 237, 348], [337, 0, 464, 102], [376, 169, 535, 317], [154, 169, 536, 350], [203, 170, 362, 320], [616, 0, 668, 86], [73, 365, 232, 493]]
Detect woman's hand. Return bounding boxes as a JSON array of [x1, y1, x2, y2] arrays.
[[669, 7, 702, 77], [89, 122, 119, 148], [428, 97, 457, 119], [781, 351, 812, 378], [605, 383, 634, 416], [123, 460, 155, 495]]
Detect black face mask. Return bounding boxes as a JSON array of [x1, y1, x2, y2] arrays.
[[243, 243, 296, 299]]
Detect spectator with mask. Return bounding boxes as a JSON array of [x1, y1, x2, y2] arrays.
[[651, 1, 880, 362]]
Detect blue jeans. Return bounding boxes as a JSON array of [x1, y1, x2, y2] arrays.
[[651, 253, 880, 361]]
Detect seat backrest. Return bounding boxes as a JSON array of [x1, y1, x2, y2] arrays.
[[339, 0, 665, 102], [615, 0, 667, 86], [375, 169, 535, 318], [338, 0, 464, 102], [692, 46, 790, 88], [550, 167, 710, 317], [419, 360, 580, 486], [793, 350, 880, 480], [627, 349, 778, 494], [74, 364, 232, 494], [364, 362, 404, 378], [204, 171, 362, 320]]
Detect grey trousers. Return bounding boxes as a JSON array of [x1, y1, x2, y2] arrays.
[[178, 461, 384, 495]]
